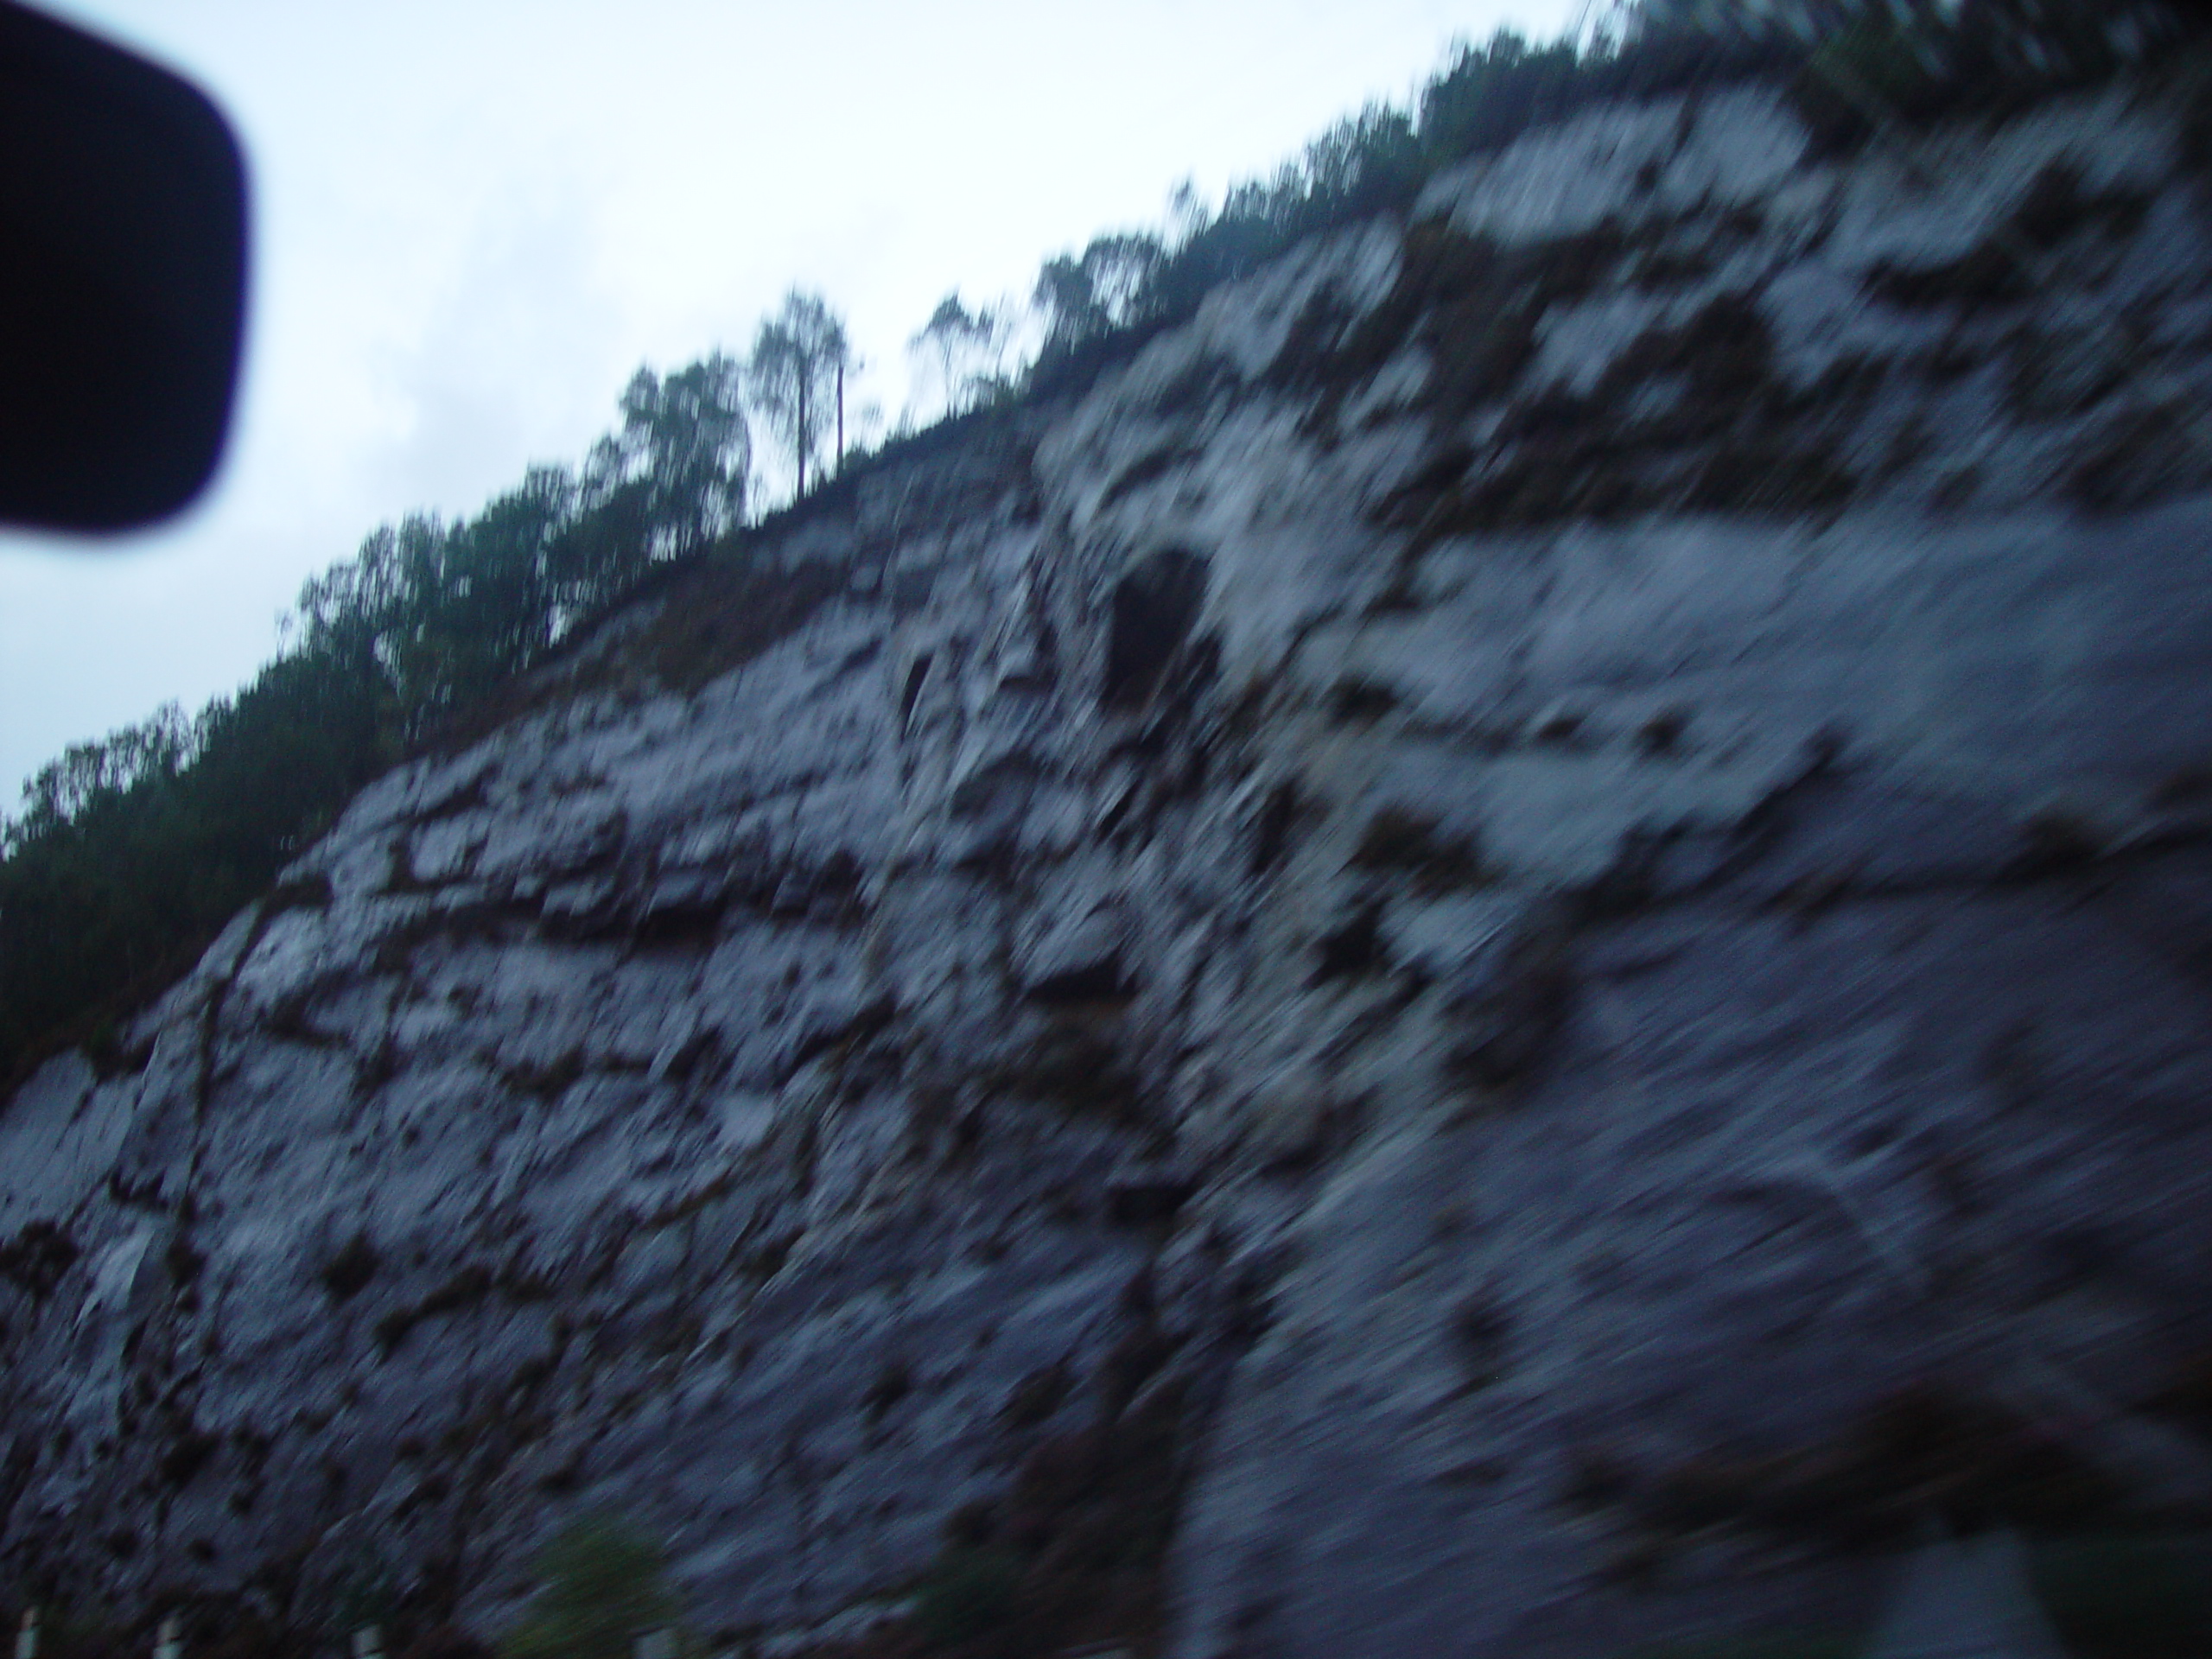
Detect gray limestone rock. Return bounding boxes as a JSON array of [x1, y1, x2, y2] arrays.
[[4, 65, 2212, 1659]]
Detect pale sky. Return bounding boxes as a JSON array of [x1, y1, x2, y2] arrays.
[[0, 0, 1580, 805]]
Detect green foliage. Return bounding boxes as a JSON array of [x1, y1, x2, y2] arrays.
[[36, 1603, 133, 1659], [0, 645, 390, 1080], [1018, 0, 2198, 395], [2031, 1532, 2212, 1659], [0, 345, 753, 1089], [1034, 232, 1167, 353], [1418, 32, 1590, 162], [910, 1547, 1021, 1647], [1792, 17, 1960, 148], [323, 1546, 401, 1640], [499, 1516, 677, 1659]]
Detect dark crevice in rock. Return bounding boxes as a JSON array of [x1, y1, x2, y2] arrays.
[[1327, 677, 1401, 723], [0, 1221, 79, 1300], [899, 654, 933, 728], [1864, 161, 2152, 312], [983, 1022, 1145, 1124], [1389, 289, 1865, 539], [317, 1232, 380, 1302], [1311, 902, 1389, 985], [1246, 779, 1305, 877], [1592, 1378, 2179, 1558], [1099, 441, 1204, 510], [1349, 807, 1490, 892], [1023, 960, 1132, 1007], [372, 1262, 529, 1356], [261, 873, 334, 915], [1101, 548, 1210, 712], [627, 896, 728, 951], [777, 993, 899, 1086], [1443, 929, 1575, 1091]]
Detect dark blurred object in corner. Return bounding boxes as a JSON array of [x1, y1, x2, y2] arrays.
[[0, 0, 245, 534]]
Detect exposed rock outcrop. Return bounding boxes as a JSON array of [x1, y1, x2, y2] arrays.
[[5, 77, 2212, 1659]]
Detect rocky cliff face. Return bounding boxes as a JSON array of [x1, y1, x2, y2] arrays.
[[5, 78, 2212, 1659]]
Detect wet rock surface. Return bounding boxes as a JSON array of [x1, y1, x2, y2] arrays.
[[5, 77, 2212, 1659]]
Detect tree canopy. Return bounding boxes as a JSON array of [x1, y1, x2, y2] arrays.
[[590, 353, 752, 561], [0, 343, 762, 1086], [910, 293, 1015, 420], [748, 290, 852, 500]]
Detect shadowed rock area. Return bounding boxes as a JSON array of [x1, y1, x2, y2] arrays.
[[5, 73, 2212, 1659]]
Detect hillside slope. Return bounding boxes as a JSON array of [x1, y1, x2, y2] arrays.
[[4, 77, 2212, 1659]]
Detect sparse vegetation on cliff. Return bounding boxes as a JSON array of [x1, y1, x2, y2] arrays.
[[499, 1517, 677, 1659]]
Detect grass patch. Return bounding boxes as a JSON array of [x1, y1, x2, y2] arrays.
[[910, 1548, 1023, 1648], [499, 1515, 677, 1659]]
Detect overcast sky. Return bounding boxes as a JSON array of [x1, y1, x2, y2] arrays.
[[0, 0, 1580, 804]]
